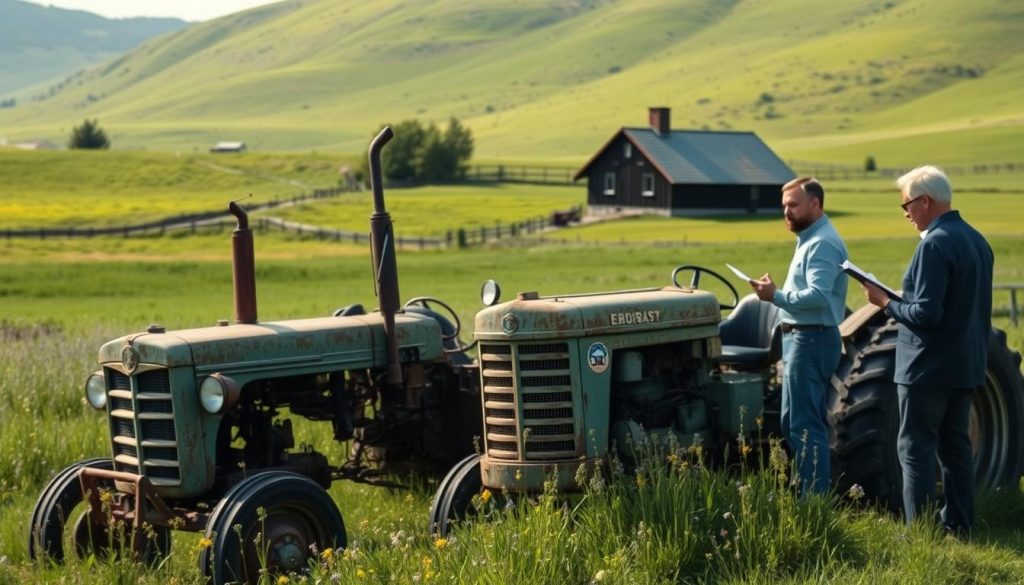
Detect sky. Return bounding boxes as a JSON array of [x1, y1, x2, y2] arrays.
[[21, 0, 280, 21]]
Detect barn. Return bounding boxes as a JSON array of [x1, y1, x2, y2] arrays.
[[575, 108, 795, 216]]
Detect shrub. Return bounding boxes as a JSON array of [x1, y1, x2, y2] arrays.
[[68, 118, 110, 149]]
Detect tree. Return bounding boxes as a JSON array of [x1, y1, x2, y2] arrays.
[[443, 117, 474, 180], [864, 155, 877, 172], [68, 118, 110, 149], [361, 117, 474, 185], [415, 123, 453, 183]]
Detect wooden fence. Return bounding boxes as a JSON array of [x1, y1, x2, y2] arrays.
[[463, 165, 578, 185], [789, 160, 1024, 181], [1, 185, 352, 241], [3, 190, 584, 250]]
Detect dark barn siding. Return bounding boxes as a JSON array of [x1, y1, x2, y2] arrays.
[[586, 137, 671, 210], [671, 184, 781, 212]]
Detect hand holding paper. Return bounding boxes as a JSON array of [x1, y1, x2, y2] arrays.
[[726, 263, 755, 283], [841, 260, 902, 302]]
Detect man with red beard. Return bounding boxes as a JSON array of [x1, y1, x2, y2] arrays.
[[749, 177, 848, 495]]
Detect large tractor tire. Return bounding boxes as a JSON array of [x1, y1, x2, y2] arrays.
[[830, 318, 1024, 510]]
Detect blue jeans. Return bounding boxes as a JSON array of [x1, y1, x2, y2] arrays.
[[897, 384, 975, 534], [781, 327, 840, 494]]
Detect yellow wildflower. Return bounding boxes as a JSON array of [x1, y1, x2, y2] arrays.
[[321, 547, 333, 561], [514, 469, 522, 481], [196, 536, 213, 551], [276, 576, 289, 585], [356, 568, 366, 578], [480, 489, 492, 504], [434, 537, 448, 550]]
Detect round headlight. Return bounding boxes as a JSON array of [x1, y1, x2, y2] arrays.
[[199, 374, 239, 414], [85, 372, 107, 410]]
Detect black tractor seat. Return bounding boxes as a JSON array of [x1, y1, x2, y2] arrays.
[[715, 294, 781, 370]]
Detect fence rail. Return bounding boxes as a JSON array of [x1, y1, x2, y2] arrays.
[[2, 181, 584, 250], [464, 165, 578, 185], [789, 160, 1024, 181]]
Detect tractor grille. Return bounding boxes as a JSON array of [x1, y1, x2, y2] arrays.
[[106, 368, 181, 486], [479, 342, 578, 461]]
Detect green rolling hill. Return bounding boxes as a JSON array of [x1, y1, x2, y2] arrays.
[[0, 0, 186, 96], [1, 0, 1021, 166]]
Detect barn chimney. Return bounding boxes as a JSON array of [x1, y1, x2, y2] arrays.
[[648, 107, 671, 136]]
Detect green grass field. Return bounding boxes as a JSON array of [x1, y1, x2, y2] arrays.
[[2, 148, 1024, 583]]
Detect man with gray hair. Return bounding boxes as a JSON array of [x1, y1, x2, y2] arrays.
[[860, 165, 993, 536]]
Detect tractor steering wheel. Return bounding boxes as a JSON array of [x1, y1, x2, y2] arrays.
[[403, 297, 462, 343], [670, 264, 740, 310]]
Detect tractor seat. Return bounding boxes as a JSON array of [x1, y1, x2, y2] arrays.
[[715, 294, 781, 369]]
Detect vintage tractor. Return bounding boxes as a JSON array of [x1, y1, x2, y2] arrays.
[[28, 127, 482, 584], [429, 267, 1024, 535]]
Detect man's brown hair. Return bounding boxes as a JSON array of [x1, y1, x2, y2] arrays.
[[783, 177, 825, 206]]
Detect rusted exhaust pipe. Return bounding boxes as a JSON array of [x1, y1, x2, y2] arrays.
[[228, 201, 258, 324], [368, 126, 403, 386]]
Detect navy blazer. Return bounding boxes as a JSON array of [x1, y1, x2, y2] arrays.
[[885, 211, 993, 387]]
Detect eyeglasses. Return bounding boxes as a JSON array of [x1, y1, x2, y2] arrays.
[[900, 193, 928, 211]]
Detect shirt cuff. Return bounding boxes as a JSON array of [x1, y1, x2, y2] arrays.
[[772, 289, 786, 307]]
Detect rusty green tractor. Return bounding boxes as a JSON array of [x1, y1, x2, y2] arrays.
[[428, 259, 1024, 534], [28, 127, 1024, 583], [28, 128, 482, 583]]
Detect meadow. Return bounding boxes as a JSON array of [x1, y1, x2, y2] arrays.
[[1, 149, 1024, 583]]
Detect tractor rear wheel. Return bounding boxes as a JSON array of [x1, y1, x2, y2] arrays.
[[830, 320, 1024, 510]]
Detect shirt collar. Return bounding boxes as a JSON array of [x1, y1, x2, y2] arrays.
[[923, 210, 960, 236], [796, 214, 829, 244]]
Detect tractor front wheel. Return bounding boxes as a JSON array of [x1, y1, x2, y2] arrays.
[[199, 471, 346, 585], [430, 454, 503, 537]]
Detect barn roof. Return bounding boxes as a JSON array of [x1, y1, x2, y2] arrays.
[[575, 128, 795, 185]]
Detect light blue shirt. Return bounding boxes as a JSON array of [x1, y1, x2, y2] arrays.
[[772, 214, 848, 326]]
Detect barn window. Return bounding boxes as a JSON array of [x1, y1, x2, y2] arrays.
[[603, 172, 616, 196], [623, 142, 632, 159], [642, 173, 655, 197]]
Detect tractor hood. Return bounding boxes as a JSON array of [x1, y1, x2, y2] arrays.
[[475, 287, 720, 342], [98, 312, 443, 377]]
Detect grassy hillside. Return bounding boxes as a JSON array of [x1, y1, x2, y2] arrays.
[[0, 0, 1020, 165], [0, 0, 185, 96]]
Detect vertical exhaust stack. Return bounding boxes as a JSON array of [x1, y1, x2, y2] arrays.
[[367, 126, 403, 386], [228, 201, 258, 324]]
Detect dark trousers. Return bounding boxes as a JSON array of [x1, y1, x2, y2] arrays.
[[897, 384, 975, 534]]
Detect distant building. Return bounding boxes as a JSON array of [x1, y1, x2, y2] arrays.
[[13, 139, 59, 150], [575, 107, 794, 216], [210, 141, 247, 153]]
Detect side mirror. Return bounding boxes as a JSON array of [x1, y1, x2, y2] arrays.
[[481, 279, 502, 306]]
